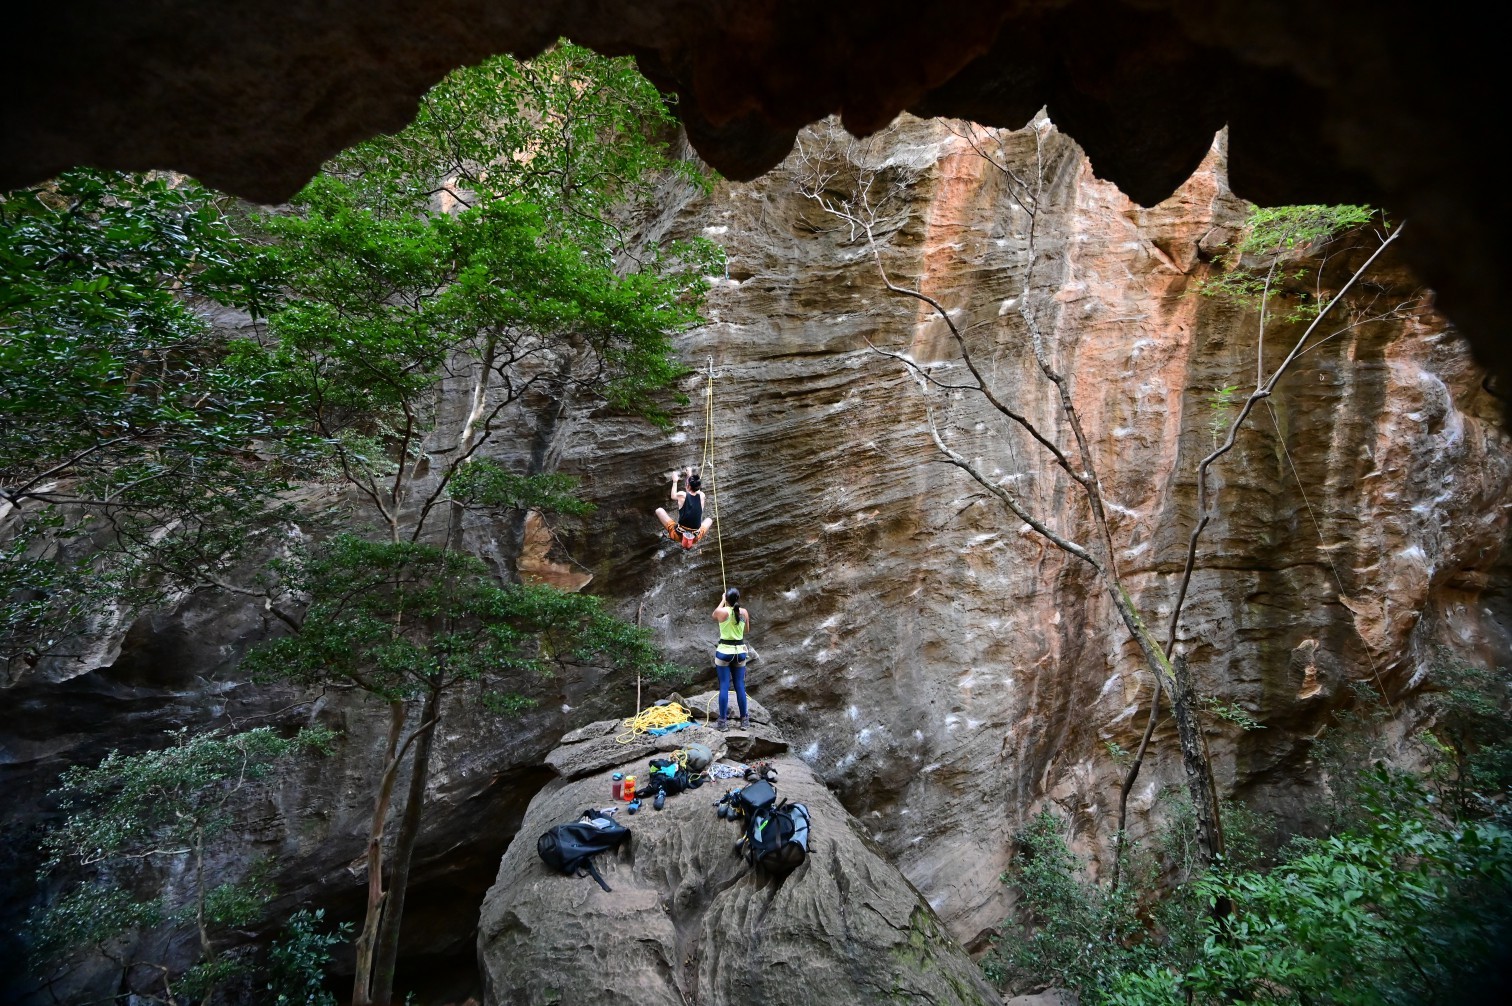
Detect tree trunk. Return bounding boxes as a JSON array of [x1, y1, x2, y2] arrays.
[[352, 700, 407, 1006], [1166, 654, 1224, 862], [370, 686, 442, 1006], [1102, 582, 1225, 865]]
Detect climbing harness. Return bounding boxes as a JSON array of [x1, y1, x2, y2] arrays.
[[616, 702, 693, 744]]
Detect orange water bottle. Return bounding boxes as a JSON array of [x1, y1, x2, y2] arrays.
[[622, 774, 637, 801]]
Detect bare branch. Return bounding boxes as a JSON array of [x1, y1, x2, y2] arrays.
[[1164, 221, 1405, 655]]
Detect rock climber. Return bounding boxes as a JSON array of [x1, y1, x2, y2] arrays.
[[712, 587, 750, 731], [656, 467, 713, 549]]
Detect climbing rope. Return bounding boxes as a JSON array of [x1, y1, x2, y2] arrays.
[[616, 702, 693, 744], [699, 359, 729, 597]]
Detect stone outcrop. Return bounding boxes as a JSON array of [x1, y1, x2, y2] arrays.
[[478, 693, 997, 1006]]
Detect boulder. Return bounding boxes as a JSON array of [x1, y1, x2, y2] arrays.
[[478, 707, 996, 1006]]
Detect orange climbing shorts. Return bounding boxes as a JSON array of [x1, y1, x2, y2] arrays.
[[664, 520, 706, 549]]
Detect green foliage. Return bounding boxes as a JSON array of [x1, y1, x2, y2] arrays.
[[1207, 383, 1239, 448], [450, 459, 594, 515], [1238, 205, 1377, 259], [0, 169, 295, 675], [323, 41, 712, 254], [28, 726, 329, 998], [1200, 695, 1265, 732], [1107, 770, 1512, 1006], [1419, 650, 1512, 819], [24, 886, 162, 965], [250, 174, 703, 437], [983, 811, 1163, 999], [40, 727, 325, 875], [1201, 204, 1381, 323], [989, 772, 1512, 1005], [266, 908, 350, 1006], [245, 535, 679, 704]]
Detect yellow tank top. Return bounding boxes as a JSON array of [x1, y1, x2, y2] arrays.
[[717, 609, 747, 651]]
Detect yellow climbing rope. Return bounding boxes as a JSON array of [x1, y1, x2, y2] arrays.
[[615, 702, 693, 744], [699, 359, 729, 598]]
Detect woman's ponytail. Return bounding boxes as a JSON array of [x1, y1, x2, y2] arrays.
[[726, 587, 743, 625]]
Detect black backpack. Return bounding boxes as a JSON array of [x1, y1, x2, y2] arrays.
[[537, 813, 630, 892], [724, 780, 811, 874], [639, 758, 700, 798], [745, 800, 811, 874]]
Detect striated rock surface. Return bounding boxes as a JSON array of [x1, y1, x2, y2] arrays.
[[527, 116, 1511, 947], [478, 693, 997, 1006]]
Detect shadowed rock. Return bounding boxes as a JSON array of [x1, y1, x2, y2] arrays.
[[478, 695, 997, 1006]]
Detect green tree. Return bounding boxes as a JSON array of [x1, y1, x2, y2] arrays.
[[266, 909, 350, 1006], [323, 41, 710, 254], [1417, 651, 1512, 819], [245, 536, 676, 1005], [0, 169, 292, 680], [235, 44, 710, 1006], [1108, 770, 1512, 1006], [28, 726, 330, 1003]]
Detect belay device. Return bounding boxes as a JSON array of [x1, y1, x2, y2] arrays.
[[715, 778, 812, 875], [537, 811, 630, 892]]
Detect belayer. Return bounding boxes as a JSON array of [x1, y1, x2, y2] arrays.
[[712, 588, 750, 731], [656, 467, 713, 549]]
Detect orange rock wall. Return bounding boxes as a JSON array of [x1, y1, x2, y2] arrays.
[[540, 117, 1512, 946]]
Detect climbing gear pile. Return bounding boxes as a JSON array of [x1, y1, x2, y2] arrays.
[[713, 777, 811, 875]]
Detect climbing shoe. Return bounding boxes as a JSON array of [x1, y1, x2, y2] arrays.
[[740, 716, 751, 731], [653, 789, 666, 811], [627, 799, 642, 815], [716, 717, 728, 732]]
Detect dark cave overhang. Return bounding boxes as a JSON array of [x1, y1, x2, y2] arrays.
[[2, 1, 1504, 388]]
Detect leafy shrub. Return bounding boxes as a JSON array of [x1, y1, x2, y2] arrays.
[[266, 909, 350, 1006]]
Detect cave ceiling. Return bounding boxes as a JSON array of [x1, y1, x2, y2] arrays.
[[2, 1, 1503, 389]]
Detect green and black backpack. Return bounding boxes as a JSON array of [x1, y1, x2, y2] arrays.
[[724, 779, 812, 874]]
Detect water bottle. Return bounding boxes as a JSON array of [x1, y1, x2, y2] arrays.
[[623, 774, 637, 801], [611, 772, 623, 802]]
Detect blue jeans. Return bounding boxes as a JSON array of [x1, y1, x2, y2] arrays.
[[714, 650, 748, 719]]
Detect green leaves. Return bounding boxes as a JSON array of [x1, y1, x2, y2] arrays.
[[28, 726, 329, 989], [1239, 205, 1377, 259], [1098, 770, 1512, 1006], [451, 460, 594, 515], [0, 169, 296, 675], [41, 726, 329, 875], [322, 41, 711, 257], [246, 535, 675, 702], [266, 909, 350, 1006], [1200, 203, 1384, 323]]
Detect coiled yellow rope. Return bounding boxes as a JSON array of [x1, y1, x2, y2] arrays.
[[615, 702, 693, 744]]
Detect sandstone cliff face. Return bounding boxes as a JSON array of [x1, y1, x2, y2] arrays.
[[2, 115, 1507, 995], [547, 116, 1511, 947], [478, 695, 997, 1006]]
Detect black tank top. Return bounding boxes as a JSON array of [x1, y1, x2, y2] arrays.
[[678, 491, 703, 529]]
